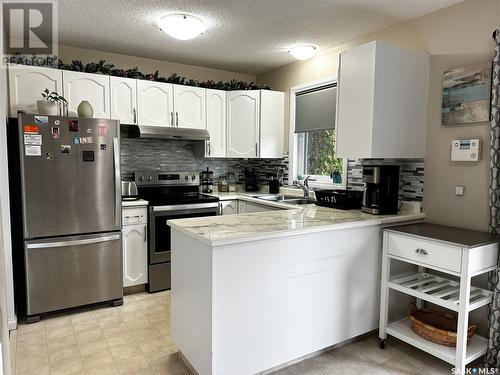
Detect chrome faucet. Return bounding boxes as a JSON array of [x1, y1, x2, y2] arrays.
[[293, 176, 316, 198]]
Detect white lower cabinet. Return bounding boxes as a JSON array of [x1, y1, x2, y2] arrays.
[[237, 200, 280, 214], [221, 200, 238, 215], [122, 207, 148, 287]]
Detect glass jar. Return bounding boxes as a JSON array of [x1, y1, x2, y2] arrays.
[[227, 172, 237, 192], [218, 176, 229, 193]]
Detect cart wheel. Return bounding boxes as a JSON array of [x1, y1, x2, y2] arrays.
[[379, 340, 385, 349]]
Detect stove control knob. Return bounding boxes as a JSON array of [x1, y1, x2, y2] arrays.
[[146, 175, 152, 182], [138, 175, 144, 182], [191, 175, 196, 181], [185, 175, 189, 181]]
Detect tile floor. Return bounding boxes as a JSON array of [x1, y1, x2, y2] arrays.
[[10, 291, 188, 375], [9, 291, 483, 375]]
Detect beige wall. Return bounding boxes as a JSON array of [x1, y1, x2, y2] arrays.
[[257, 0, 500, 232], [58, 45, 255, 83]]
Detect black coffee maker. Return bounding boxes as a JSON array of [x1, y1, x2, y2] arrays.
[[361, 165, 400, 215]]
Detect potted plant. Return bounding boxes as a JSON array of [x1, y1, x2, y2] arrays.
[[37, 89, 68, 115], [330, 159, 343, 184]]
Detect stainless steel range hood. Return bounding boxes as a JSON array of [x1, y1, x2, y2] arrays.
[[122, 124, 210, 141]]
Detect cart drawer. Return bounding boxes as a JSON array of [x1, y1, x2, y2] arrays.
[[387, 233, 462, 272]]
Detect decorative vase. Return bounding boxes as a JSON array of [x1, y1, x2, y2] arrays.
[[36, 100, 58, 115], [331, 171, 342, 184], [77, 100, 94, 118]]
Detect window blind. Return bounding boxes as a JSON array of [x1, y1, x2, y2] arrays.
[[294, 83, 337, 133]]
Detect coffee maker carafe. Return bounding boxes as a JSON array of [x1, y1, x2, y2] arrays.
[[361, 165, 400, 215]]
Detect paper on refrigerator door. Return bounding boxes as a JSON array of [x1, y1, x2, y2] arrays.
[[24, 134, 42, 145], [25, 145, 41, 156]]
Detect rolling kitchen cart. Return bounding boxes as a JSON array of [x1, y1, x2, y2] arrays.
[[379, 223, 498, 374]]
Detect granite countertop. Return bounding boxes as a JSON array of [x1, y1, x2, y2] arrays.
[[384, 223, 498, 248], [122, 199, 149, 207], [168, 203, 425, 246]]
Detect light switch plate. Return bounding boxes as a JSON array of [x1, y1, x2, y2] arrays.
[[455, 186, 465, 196]]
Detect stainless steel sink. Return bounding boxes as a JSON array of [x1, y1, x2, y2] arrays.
[[256, 195, 315, 205], [256, 195, 302, 201], [282, 198, 316, 205]]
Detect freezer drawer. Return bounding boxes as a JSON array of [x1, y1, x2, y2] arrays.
[[25, 232, 123, 315]]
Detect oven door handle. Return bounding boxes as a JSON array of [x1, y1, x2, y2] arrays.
[[151, 202, 220, 212]]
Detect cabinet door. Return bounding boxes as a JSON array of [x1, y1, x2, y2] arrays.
[[110, 77, 137, 124], [8, 65, 63, 116], [245, 202, 279, 213], [63, 71, 111, 118], [237, 200, 247, 214], [122, 224, 148, 287], [221, 200, 237, 215], [335, 42, 376, 159], [206, 89, 226, 157], [137, 80, 174, 126], [174, 85, 206, 129], [227, 91, 260, 158], [260, 90, 284, 158]]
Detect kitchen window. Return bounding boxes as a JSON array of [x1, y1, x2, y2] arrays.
[[291, 80, 347, 188]]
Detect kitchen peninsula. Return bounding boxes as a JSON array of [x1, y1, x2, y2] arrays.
[[168, 202, 424, 375]]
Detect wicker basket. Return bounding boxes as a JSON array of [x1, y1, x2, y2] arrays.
[[408, 303, 475, 347]]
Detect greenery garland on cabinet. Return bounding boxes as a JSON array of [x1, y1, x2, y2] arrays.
[[10, 54, 271, 91]]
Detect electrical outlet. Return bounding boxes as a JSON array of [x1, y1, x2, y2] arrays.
[[455, 186, 465, 196]]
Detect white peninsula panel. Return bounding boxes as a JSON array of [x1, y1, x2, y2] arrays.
[[170, 207, 423, 375]]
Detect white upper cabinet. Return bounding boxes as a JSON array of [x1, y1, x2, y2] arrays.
[[335, 41, 429, 159], [110, 76, 137, 124], [173, 85, 206, 129], [137, 80, 174, 127], [8, 65, 63, 117], [63, 71, 111, 118], [259, 90, 284, 158], [227, 91, 260, 158], [206, 89, 226, 157]]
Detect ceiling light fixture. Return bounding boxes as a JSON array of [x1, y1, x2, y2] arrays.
[[157, 13, 206, 41], [289, 44, 318, 60]]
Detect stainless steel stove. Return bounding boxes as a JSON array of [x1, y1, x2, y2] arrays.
[[134, 171, 220, 292]]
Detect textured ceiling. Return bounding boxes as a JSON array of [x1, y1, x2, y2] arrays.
[[55, 0, 463, 75]]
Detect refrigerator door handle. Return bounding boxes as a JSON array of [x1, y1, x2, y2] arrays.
[[26, 234, 120, 249], [113, 138, 121, 228]]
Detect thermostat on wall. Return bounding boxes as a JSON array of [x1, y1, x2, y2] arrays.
[[451, 138, 481, 162]]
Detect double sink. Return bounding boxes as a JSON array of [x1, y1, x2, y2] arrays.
[[254, 194, 315, 205]]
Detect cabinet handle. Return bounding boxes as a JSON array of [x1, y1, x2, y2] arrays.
[[415, 248, 428, 256], [176, 112, 179, 127], [207, 141, 211, 156], [255, 142, 258, 157], [144, 227, 147, 242], [125, 215, 141, 219], [170, 112, 174, 127], [133, 108, 137, 124]]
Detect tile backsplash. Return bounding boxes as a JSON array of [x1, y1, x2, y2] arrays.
[[121, 138, 423, 201], [120, 138, 289, 185], [347, 159, 424, 202]]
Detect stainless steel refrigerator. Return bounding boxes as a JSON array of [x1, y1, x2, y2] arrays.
[[16, 114, 122, 322]]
